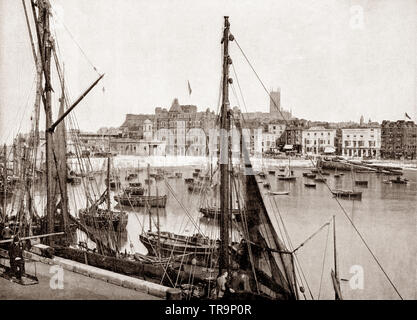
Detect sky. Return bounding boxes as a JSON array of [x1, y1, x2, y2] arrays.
[[0, 0, 416, 143]]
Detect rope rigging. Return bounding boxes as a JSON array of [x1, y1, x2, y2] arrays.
[[231, 34, 404, 300]]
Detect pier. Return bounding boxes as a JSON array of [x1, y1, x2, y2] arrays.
[[0, 249, 180, 300]]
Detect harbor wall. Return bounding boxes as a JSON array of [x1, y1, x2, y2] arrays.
[[23, 250, 182, 300]]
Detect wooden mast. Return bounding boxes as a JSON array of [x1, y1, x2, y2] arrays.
[[219, 16, 232, 276], [156, 187, 160, 257], [147, 163, 152, 232], [56, 67, 70, 236], [2, 145, 6, 221], [331, 214, 343, 299], [107, 156, 111, 212], [32, 0, 56, 242]]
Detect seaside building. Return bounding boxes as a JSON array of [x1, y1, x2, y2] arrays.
[[278, 119, 307, 153], [341, 127, 381, 158], [380, 120, 417, 159], [302, 127, 336, 155]]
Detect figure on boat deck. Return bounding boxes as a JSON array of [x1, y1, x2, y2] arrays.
[[1, 222, 13, 240], [9, 235, 25, 280]]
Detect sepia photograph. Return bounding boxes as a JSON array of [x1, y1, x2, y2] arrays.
[[0, 0, 416, 308]]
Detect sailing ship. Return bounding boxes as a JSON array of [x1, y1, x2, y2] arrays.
[[8, 7, 407, 301], [278, 160, 297, 181], [78, 157, 128, 231], [331, 165, 362, 200], [138, 17, 312, 300]]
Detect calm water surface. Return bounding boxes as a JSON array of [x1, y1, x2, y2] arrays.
[[31, 163, 416, 300]]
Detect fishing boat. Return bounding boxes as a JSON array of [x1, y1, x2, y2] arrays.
[[140, 231, 218, 263], [114, 194, 167, 208], [390, 176, 408, 184], [278, 159, 296, 181], [115, 164, 167, 208], [332, 190, 362, 200], [175, 172, 183, 178], [6, 10, 401, 301], [302, 172, 310, 177], [304, 183, 316, 188], [192, 172, 199, 178], [278, 175, 296, 181], [315, 177, 327, 183], [268, 170, 275, 175], [306, 173, 316, 179], [79, 207, 127, 230], [79, 158, 128, 231], [184, 178, 194, 184], [139, 18, 306, 300], [199, 207, 243, 221]]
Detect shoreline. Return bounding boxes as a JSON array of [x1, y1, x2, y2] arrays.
[[68, 155, 417, 172]]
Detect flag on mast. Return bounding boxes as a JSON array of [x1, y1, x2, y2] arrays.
[[405, 112, 411, 120], [187, 80, 192, 96]]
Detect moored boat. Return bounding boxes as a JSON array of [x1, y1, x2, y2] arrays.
[[199, 207, 244, 221], [268, 191, 290, 195], [114, 194, 167, 208], [79, 208, 128, 230], [278, 175, 296, 181], [139, 231, 218, 263], [332, 190, 362, 200], [390, 177, 408, 184]]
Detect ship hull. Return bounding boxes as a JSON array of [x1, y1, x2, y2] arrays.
[[114, 195, 167, 208]]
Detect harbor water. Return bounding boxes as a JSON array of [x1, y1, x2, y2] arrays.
[[26, 157, 416, 300]]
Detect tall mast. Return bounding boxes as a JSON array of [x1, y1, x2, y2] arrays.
[[147, 163, 152, 232], [107, 156, 111, 211], [55, 64, 70, 236], [332, 214, 343, 300], [333, 215, 338, 282], [2, 145, 6, 221], [33, 0, 55, 241], [219, 16, 232, 276]]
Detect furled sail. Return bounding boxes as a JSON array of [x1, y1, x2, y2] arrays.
[[234, 117, 298, 300]]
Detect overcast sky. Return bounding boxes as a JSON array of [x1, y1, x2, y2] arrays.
[[1, 0, 416, 142]]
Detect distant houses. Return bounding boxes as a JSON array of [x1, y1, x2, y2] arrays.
[[61, 96, 416, 160]]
